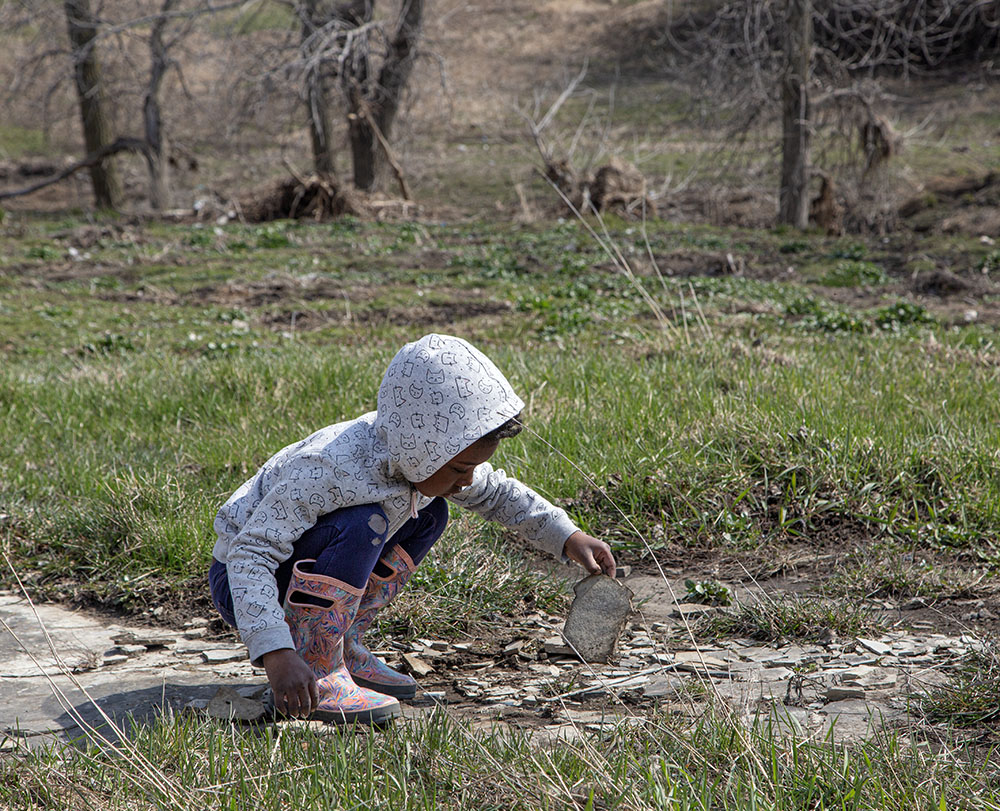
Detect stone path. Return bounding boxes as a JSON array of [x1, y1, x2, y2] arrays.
[[0, 592, 260, 750], [0, 576, 975, 751]]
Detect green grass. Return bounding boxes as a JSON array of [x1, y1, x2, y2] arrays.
[[0, 123, 45, 157], [2, 211, 1000, 806], [2, 708, 996, 810], [695, 595, 884, 644]]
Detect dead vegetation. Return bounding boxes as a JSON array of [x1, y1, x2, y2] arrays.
[[544, 157, 656, 219], [238, 173, 369, 222]]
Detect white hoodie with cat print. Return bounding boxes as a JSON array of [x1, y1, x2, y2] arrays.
[[212, 334, 579, 665]]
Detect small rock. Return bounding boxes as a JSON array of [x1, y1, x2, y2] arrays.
[[201, 648, 245, 664], [844, 654, 878, 666], [673, 651, 730, 669], [206, 687, 266, 723], [826, 686, 866, 702], [857, 638, 892, 657], [643, 675, 687, 697], [402, 653, 433, 676], [183, 628, 208, 640], [113, 631, 175, 648], [101, 654, 129, 666], [543, 636, 575, 657], [503, 640, 525, 656], [770, 646, 807, 668], [615, 565, 632, 579], [183, 698, 211, 714], [840, 665, 874, 682], [423, 691, 446, 701], [116, 644, 148, 658]]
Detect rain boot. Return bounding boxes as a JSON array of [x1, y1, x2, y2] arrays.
[[344, 545, 420, 699], [283, 559, 401, 725]]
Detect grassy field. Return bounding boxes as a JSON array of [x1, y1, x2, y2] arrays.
[[1, 207, 999, 808]]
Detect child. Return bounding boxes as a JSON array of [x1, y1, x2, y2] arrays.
[[209, 333, 616, 724]]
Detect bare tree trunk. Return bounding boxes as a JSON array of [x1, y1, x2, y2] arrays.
[[64, 0, 123, 210], [779, 0, 811, 228], [346, 0, 422, 191], [301, 0, 338, 175], [144, 0, 177, 210]]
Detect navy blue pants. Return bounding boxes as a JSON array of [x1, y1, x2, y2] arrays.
[[210, 498, 449, 628]]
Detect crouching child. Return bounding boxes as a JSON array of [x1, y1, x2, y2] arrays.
[[209, 333, 616, 724]]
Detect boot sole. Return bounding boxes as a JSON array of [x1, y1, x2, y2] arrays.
[[350, 674, 418, 700], [263, 689, 402, 726], [309, 701, 401, 726]]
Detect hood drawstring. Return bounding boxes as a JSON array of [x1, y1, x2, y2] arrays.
[[409, 487, 420, 520]]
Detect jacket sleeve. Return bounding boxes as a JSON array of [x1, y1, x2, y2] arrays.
[[446, 462, 578, 560], [219, 453, 343, 666]]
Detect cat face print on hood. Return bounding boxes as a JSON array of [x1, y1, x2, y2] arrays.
[[375, 334, 525, 483]]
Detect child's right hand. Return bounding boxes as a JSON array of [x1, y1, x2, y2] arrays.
[[262, 648, 319, 717]]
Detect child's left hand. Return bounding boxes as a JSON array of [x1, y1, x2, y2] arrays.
[[563, 531, 617, 578]]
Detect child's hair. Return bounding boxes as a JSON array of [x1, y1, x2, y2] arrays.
[[480, 413, 523, 443]]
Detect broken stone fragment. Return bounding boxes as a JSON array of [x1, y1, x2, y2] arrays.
[[183, 698, 211, 714], [672, 651, 730, 669], [111, 631, 175, 648], [562, 574, 634, 663], [826, 685, 866, 702], [542, 636, 574, 656], [206, 686, 267, 723], [857, 638, 892, 657], [402, 653, 433, 676], [201, 648, 245, 664], [643, 675, 687, 697], [503, 640, 526, 657], [101, 653, 129, 667]]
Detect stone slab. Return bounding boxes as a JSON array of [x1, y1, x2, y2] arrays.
[[0, 594, 256, 749], [562, 574, 634, 663]]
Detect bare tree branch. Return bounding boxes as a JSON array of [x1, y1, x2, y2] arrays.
[[0, 136, 150, 201]]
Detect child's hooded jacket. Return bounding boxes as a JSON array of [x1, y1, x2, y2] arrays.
[[213, 334, 578, 664]]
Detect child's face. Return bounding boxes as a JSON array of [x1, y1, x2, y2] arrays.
[[413, 439, 499, 498]]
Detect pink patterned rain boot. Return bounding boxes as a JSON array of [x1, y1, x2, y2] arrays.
[[344, 546, 420, 699], [283, 560, 401, 725]]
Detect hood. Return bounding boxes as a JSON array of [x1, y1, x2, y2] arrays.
[[375, 334, 525, 482]]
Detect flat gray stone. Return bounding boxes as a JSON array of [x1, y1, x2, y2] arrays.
[[0, 595, 257, 749], [111, 631, 176, 648], [644, 675, 688, 697], [201, 648, 245, 664], [826, 686, 867, 702], [206, 686, 267, 723], [857, 638, 892, 656], [402, 653, 434, 676], [562, 574, 634, 663], [815, 699, 903, 741]]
